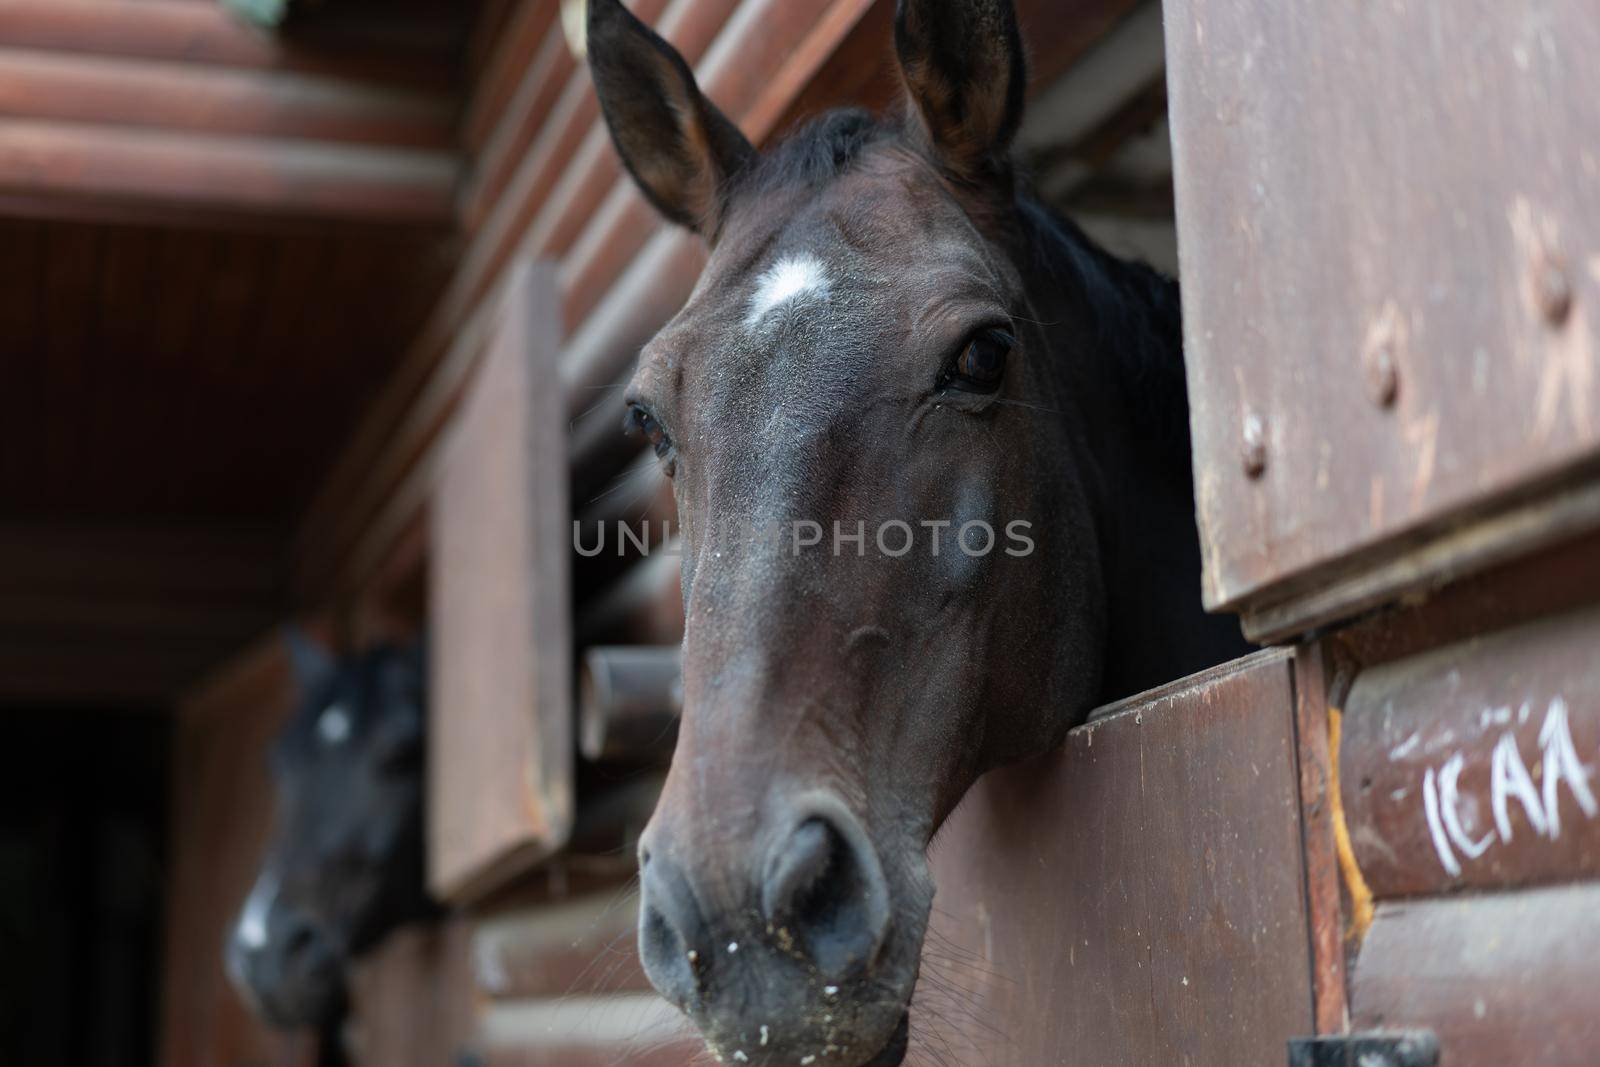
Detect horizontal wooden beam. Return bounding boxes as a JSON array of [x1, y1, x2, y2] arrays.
[[0, 0, 459, 90], [0, 119, 458, 225], [0, 50, 454, 151], [578, 646, 681, 762], [462, 0, 568, 157]]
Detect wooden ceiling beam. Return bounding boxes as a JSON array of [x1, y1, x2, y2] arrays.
[[0, 0, 458, 91], [0, 50, 455, 152], [0, 119, 457, 226]]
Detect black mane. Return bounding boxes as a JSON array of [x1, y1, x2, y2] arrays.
[[735, 107, 886, 196], [1015, 196, 1192, 478]]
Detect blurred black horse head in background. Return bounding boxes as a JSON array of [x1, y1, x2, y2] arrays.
[[227, 631, 431, 1031]]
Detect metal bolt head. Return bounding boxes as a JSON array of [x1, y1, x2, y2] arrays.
[[1535, 258, 1573, 326], [1365, 342, 1399, 407], [1240, 412, 1267, 478]]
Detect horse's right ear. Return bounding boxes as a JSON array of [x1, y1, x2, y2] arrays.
[[587, 0, 755, 235], [284, 626, 336, 692]]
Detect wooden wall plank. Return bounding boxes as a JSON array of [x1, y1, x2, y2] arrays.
[[0, 50, 454, 150], [462, 0, 560, 153], [473, 894, 649, 1001], [0, 119, 457, 225], [1341, 603, 1600, 898], [0, 0, 458, 89], [478, 996, 693, 1067], [1351, 884, 1600, 1066], [428, 260, 573, 903]]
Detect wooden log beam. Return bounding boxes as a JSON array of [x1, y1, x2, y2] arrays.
[[0, 119, 457, 225], [578, 646, 681, 763], [462, 0, 561, 153], [0, 50, 454, 150], [0, 0, 457, 90], [1340, 603, 1600, 898]]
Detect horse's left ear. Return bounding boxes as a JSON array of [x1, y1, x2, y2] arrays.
[[587, 0, 755, 234], [894, 0, 1027, 182]]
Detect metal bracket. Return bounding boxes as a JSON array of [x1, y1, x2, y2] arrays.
[[1288, 1031, 1439, 1067]]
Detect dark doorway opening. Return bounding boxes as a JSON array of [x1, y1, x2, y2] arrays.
[[0, 710, 170, 1067]]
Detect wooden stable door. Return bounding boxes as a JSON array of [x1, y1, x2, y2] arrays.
[[927, 651, 1315, 1065]]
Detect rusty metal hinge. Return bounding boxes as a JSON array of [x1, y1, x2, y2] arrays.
[[1288, 1031, 1439, 1067]]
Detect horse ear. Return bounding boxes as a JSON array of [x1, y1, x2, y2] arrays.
[[894, 0, 1027, 182], [284, 626, 336, 692], [587, 0, 755, 234]]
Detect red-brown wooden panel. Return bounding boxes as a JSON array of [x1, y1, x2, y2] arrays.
[[1341, 603, 1600, 898], [428, 259, 573, 904], [923, 650, 1312, 1065], [347, 919, 478, 1067], [0, 50, 454, 150], [160, 638, 316, 1067], [1165, 0, 1600, 635], [0, 119, 457, 225], [0, 0, 461, 89], [1351, 884, 1600, 1066]]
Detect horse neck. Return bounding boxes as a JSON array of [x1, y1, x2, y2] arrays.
[[1022, 207, 1247, 702]]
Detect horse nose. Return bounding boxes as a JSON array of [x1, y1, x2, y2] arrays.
[[228, 900, 339, 996], [761, 795, 891, 980], [637, 847, 712, 1008]]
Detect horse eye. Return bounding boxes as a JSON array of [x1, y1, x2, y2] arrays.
[[625, 406, 669, 455], [626, 405, 676, 471], [946, 329, 1012, 393]]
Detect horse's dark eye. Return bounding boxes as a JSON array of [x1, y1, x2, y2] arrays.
[[626, 405, 673, 461], [946, 329, 1012, 393]]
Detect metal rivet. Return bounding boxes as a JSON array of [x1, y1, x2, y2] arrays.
[[1365, 342, 1398, 407], [1535, 258, 1572, 326], [1240, 412, 1267, 478]]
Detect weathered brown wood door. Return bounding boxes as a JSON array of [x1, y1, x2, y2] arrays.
[[1164, 0, 1600, 1062]]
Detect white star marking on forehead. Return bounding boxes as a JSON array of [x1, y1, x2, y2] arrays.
[[745, 254, 831, 328]]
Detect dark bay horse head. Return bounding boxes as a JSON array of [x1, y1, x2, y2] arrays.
[[227, 631, 430, 1029], [588, 1, 1246, 1062]]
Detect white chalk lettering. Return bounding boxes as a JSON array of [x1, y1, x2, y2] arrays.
[[1490, 732, 1547, 841], [1415, 695, 1596, 878], [1539, 697, 1598, 837], [1438, 753, 1493, 860], [1423, 766, 1462, 877]]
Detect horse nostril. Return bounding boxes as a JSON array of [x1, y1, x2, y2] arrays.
[[762, 806, 891, 980], [637, 854, 708, 1008], [285, 923, 318, 960]]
